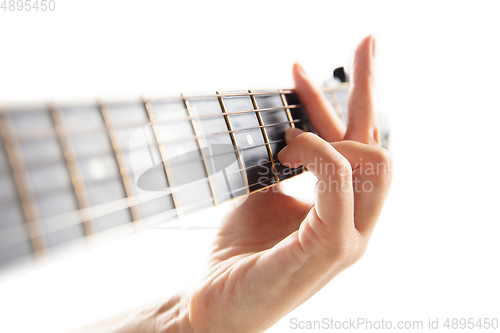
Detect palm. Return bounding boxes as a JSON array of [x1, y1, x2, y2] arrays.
[[187, 188, 314, 332], [209, 188, 311, 267]]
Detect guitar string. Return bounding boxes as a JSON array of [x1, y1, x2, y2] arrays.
[[2, 116, 309, 234], [134, 122, 300, 169], [112, 87, 345, 104], [153, 89, 297, 99], [15, 118, 303, 170], [142, 96, 345, 126], [0, 161, 306, 250], [3, 113, 316, 219], [142, 90, 345, 147], [144, 104, 302, 125], [146, 119, 300, 147], [1, 106, 322, 238], [11, 97, 348, 143], [14, 119, 304, 174], [20, 135, 290, 199]]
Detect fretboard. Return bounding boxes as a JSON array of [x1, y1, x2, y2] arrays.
[[0, 85, 357, 270]]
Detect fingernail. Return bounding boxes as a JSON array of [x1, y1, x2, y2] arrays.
[[285, 127, 304, 143], [295, 63, 308, 78], [371, 36, 376, 58]]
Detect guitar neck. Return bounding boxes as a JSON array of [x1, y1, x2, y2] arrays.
[[0, 84, 351, 269]]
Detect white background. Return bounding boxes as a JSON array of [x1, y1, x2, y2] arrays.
[[1, 1, 500, 332]]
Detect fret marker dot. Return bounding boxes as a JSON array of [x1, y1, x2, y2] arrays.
[[246, 133, 253, 145], [88, 158, 107, 181]]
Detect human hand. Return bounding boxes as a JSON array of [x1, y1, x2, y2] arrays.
[[162, 35, 393, 333]]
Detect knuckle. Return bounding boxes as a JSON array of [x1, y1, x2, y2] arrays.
[[296, 131, 317, 144], [336, 157, 352, 176], [292, 132, 318, 153], [329, 236, 360, 264], [370, 146, 393, 176], [332, 155, 352, 187], [309, 218, 360, 265]]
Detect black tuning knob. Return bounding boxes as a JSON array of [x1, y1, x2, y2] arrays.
[[333, 67, 348, 83]]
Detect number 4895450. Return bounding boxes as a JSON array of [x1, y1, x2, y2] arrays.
[[1, 0, 56, 11]]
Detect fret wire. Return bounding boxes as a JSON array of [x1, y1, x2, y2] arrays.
[[99, 101, 142, 229], [217, 91, 250, 195], [50, 104, 97, 238], [142, 97, 182, 217], [279, 89, 295, 128], [0, 112, 48, 258], [182, 94, 218, 205], [249, 90, 280, 183]]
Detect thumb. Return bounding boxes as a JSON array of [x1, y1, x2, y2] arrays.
[[278, 129, 356, 250]]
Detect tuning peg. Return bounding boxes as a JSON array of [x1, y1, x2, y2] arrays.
[[333, 67, 348, 83]]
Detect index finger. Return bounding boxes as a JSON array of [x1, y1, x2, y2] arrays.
[[293, 63, 346, 142]]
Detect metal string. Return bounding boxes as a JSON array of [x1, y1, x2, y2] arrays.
[[11, 98, 348, 142], [0, 160, 306, 250]]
